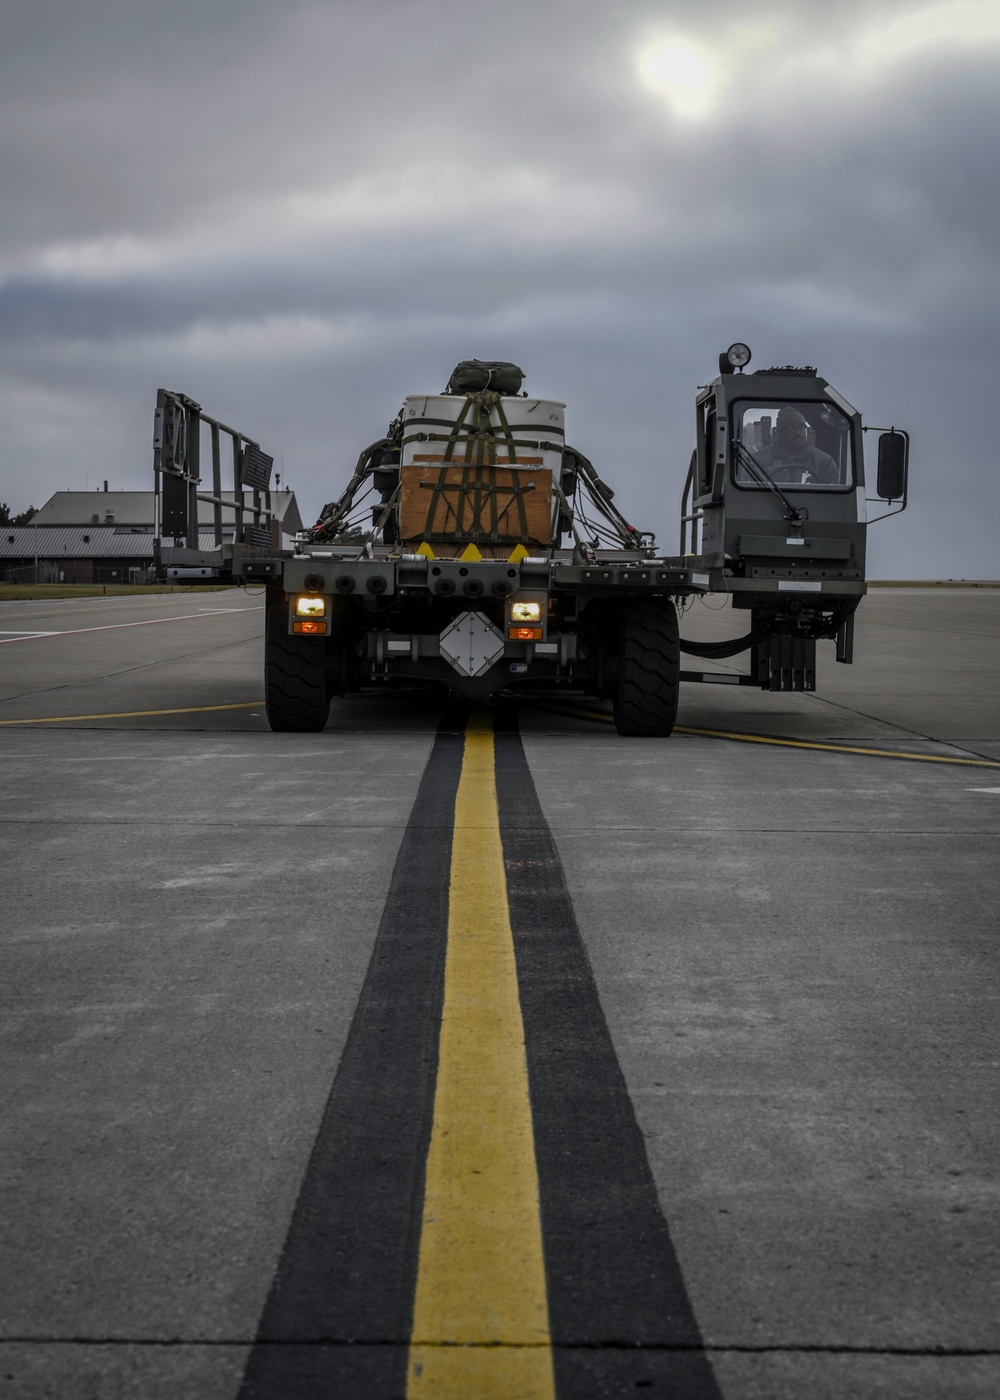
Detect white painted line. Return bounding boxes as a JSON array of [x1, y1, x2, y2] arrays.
[[60, 751, 329, 762], [0, 607, 262, 645]]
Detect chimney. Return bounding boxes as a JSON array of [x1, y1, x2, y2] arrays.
[[91, 513, 99, 524], [105, 511, 115, 524], [103, 480, 108, 492]]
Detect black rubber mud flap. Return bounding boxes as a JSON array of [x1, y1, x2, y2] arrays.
[[264, 588, 331, 732], [613, 597, 680, 737]]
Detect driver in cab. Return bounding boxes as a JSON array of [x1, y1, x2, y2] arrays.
[[757, 407, 840, 485]]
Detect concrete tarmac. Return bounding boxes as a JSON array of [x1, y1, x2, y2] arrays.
[[0, 587, 997, 1398]]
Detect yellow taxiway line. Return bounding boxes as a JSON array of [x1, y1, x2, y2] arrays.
[[673, 724, 1000, 767], [0, 702, 263, 726], [533, 703, 1000, 769], [408, 711, 555, 1400]]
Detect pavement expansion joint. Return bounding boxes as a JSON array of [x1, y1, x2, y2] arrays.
[[498, 825, 1000, 835], [10, 1339, 632, 1350], [699, 1344, 1000, 1357], [4, 1338, 996, 1357], [0, 817, 437, 830]]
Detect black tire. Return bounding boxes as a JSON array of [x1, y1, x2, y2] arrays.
[[264, 589, 331, 732], [613, 597, 680, 737]]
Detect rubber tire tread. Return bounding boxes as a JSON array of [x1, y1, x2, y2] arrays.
[[613, 597, 680, 737], [264, 590, 331, 732]]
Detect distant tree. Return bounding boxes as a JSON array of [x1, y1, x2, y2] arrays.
[[0, 503, 36, 524]]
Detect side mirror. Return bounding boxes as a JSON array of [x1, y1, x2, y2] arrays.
[[876, 430, 908, 501]]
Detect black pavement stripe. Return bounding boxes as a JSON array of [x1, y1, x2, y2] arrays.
[[494, 732, 724, 1399], [238, 730, 464, 1400], [436, 694, 470, 733]]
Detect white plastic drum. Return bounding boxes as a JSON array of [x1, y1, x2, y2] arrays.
[[400, 395, 566, 476]]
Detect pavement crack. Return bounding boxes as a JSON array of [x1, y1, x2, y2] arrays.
[[1, 1338, 996, 1357], [0, 819, 997, 836], [0, 818, 430, 829], [0, 634, 260, 708]]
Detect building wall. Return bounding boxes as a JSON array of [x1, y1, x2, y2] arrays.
[[4, 556, 149, 583], [58, 560, 94, 584]]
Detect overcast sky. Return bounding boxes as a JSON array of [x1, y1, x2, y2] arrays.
[[2, 0, 998, 576]]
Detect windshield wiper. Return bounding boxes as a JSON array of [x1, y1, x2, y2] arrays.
[[732, 440, 803, 525]]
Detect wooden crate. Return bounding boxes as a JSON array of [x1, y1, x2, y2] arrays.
[[399, 463, 553, 547]]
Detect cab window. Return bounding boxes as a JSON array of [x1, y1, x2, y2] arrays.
[[731, 400, 854, 490]]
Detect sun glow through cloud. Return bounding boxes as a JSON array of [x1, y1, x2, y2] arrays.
[[636, 4, 1000, 125], [638, 39, 716, 118]]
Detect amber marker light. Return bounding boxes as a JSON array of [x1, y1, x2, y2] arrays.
[[510, 626, 543, 641], [294, 595, 327, 617], [510, 601, 542, 623], [293, 620, 328, 635]]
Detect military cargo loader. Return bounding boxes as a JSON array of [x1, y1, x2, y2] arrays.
[[152, 349, 907, 735]]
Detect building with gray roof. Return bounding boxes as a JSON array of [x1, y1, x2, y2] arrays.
[[4, 488, 304, 583], [1, 528, 233, 583], [29, 490, 303, 534]]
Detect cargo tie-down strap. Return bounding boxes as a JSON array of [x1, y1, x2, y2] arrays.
[[419, 465, 534, 544], [400, 390, 563, 544], [400, 392, 564, 468], [457, 392, 515, 467]]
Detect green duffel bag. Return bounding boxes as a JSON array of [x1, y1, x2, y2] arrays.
[[445, 359, 524, 395]]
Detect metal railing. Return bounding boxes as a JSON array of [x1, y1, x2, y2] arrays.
[[679, 450, 702, 555], [152, 390, 276, 554]]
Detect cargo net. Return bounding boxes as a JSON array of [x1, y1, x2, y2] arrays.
[[302, 377, 652, 556]]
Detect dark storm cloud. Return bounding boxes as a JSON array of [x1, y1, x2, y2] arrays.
[[1, 0, 999, 573]]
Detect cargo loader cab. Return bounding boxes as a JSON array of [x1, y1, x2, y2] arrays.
[[680, 344, 908, 690]]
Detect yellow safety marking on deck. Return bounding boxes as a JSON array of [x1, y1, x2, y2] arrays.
[[459, 542, 484, 562], [507, 544, 530, 562], [530, 702, 1000, 768], [0, 702, 263, 725], [408, 712, 554, 1400]]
